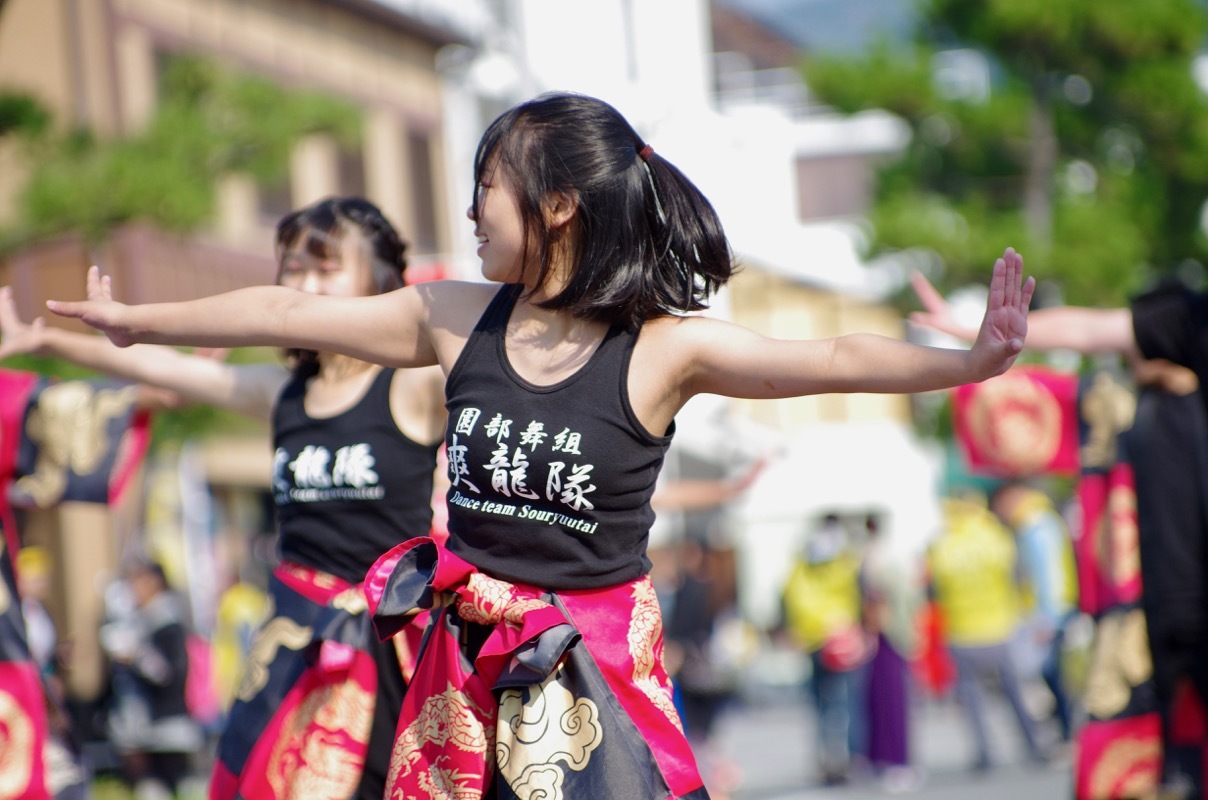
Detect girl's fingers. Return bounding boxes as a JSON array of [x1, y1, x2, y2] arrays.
[[0, 287, 14, 328], [86, 266, 113, 301], [988, 256, 1006, 311], [1011, 248, 1024, 307], [1004, 249, 1017, 308], [86, 266, 101, 299], [46, 299, 82, 318]]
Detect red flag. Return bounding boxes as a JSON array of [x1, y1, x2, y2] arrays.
[[0, 370, 43, 571], [952, 366, 1081, 477]]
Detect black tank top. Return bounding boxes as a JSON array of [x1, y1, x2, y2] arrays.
[[442, 284, 674, 589], [272, 366, 439, 583]]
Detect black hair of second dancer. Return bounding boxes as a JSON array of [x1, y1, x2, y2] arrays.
[[274, 196, 408, 294], [472, 91, 735, 329], [274, 197, 408, 374]]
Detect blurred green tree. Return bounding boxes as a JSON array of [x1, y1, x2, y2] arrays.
[[1, 54, 360, 247], [0, 55, 361, 444], [804, 0, 1208, 306]]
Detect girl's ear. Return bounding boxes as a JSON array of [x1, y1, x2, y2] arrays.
[[544, 189, 579, 229]]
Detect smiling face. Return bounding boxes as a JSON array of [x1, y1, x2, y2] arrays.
[[468, 165, 530, 285]]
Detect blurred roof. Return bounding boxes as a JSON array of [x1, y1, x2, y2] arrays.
[[711, 1, 803, 72], [338, 0, 484, 46], [326, 0, 480, 45]]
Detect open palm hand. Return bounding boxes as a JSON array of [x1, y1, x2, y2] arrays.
[[970, 247, 1034, 378], [0, 286, 46, 360]]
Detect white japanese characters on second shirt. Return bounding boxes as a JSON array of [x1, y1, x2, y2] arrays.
[[273, 442, 384, 503]]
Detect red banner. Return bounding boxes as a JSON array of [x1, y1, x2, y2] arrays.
[[952, 366, 1081, 477], [0, 370, 43, 574], [1074, 712, 1161, 800]]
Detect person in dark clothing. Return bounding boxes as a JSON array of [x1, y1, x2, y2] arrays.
[[664, 538, 735, 749], [102, 557, 202, 799]]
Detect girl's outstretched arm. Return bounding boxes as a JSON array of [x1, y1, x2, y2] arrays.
[[3, 285, 284, 420], [47, 266, 439, 369], [910, 270, 1136, 356], [679, 247, 1033, 400]]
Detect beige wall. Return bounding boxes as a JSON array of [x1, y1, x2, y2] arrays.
[[727, 267, 912, 429], [0, 0, 75, 128]]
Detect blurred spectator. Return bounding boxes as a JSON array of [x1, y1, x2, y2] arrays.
[[100, 556, 202, 799], [858, 515, 926, 792], [16, 546, 57, 680], [663, 536, 743, 798], [927, 495, 1049, 771], [1124, 358, 1208, 798], [781, 512, 868, 785], [651, 458, 767, 799], [990, 481, 1080, 743], [16, 544, 92, 799]]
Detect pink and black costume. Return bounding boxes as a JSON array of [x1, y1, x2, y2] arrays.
[[366, 285, 710, 800], [210, 367, 438, 800]]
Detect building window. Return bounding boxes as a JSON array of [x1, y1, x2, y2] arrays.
[[258, 174, 293, 224], [407, 130, 438, 254], [337, 146, 366, 199]]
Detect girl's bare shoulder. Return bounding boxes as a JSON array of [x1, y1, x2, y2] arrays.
[[417, 281, 501, 328], [640, 312, 735, 346]]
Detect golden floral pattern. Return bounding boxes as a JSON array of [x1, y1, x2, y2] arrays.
[[457, 573, 548, 625], [236, 596, 314, 702], [1085, 609, 1153, 719], [1080, 371, 1137, 471], [497, 667, 603, 800], [279, 562, 341, 592], [628, 579, 682, 731], [266, 678, 375, 799], [1087, 734, 1161, 800], [389, 681, 493, 798], [0, 689, 35, 799], [966, 371, 1064, 475], [1107, 482, 1140, 590], [14, 381, 137, 507], [331, 587, 368, 615]]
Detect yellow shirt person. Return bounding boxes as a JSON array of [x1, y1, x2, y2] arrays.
[[928, 496, 1021, 647]]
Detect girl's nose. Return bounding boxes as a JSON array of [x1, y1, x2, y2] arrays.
[[299, 270, 321, 294]]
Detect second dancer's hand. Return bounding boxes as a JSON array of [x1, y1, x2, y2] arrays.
[[908, 271, 977, 343], [0, 285, 47, 359], [46, 266, 139, 347]]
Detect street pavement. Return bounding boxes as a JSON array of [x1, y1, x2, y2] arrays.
[[708, 676, 1073, 800]]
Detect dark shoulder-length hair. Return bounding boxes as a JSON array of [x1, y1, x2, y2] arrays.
[[472, 92, 734, 329], [274, 196, 408, 374]]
